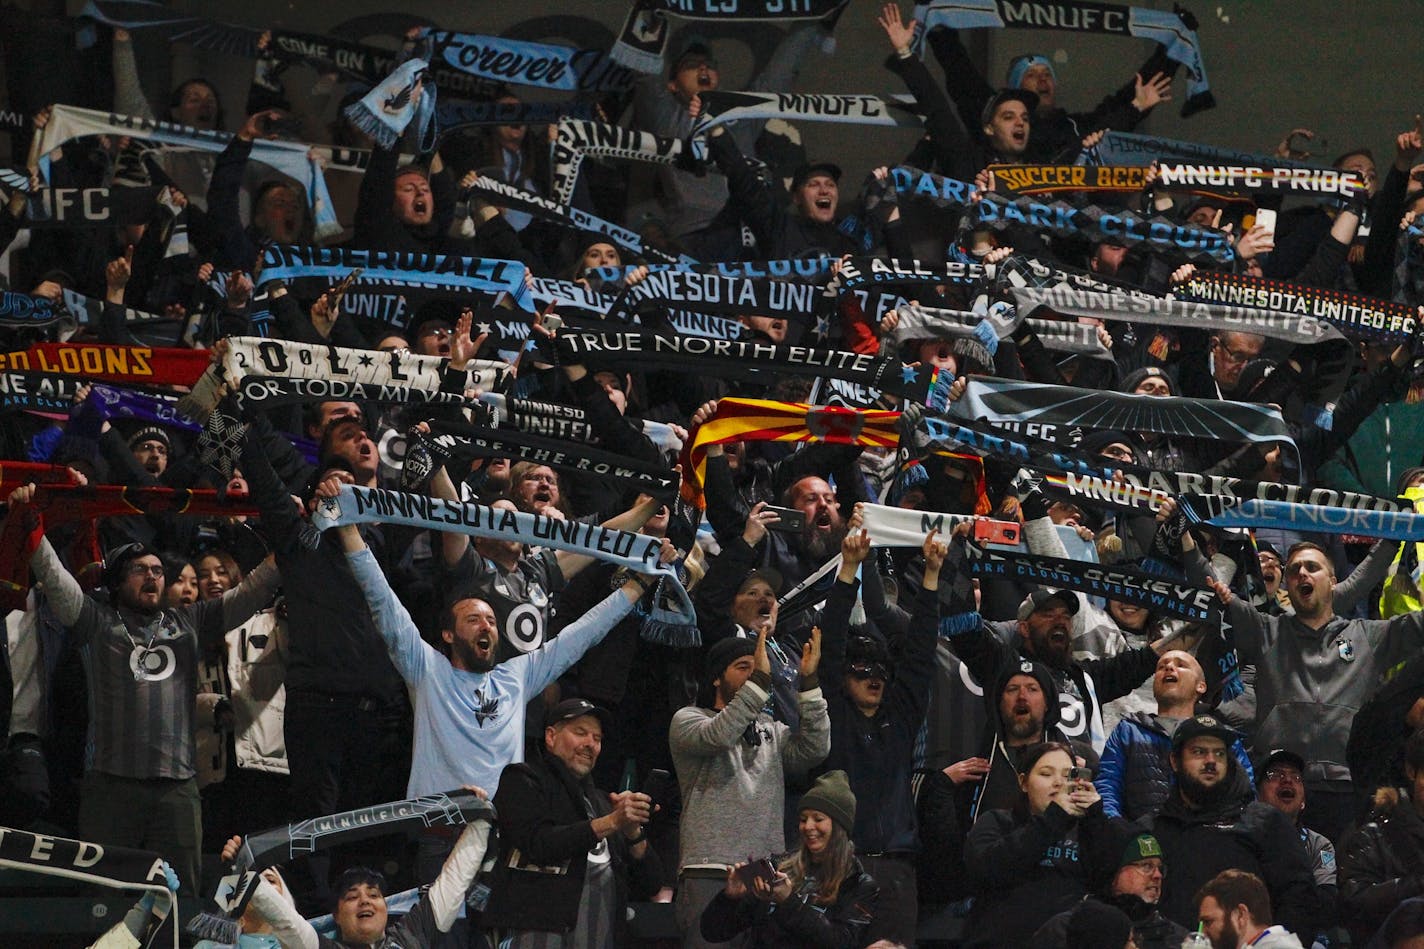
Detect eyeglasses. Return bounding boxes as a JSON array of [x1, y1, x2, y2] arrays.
[[127, 564, 165, 579], [1213, 339, 1256, 364], [1263, 767, 1302, 784], [420, 326, 453, 338], [1124, 859, 1164, 877], [1100, 446, 1135, 461]]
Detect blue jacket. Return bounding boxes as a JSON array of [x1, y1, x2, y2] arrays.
[[1096, 712, 1254, 821]]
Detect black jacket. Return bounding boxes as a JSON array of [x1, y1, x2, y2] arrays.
[[700, 855, 879, 948], [817, 576, 938, 854], [963, 801, 1110, 947], [1033, 892, 1188, 949], [1339, 788, 1424, 945], [483, 748, 662, 938], [1150, 786, 1319, 936]]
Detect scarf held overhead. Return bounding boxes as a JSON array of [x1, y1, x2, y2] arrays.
[[610, 0, 848, 73], [39, 105, 340, 239], [552, 119, 700, 207], [692, 91, 922, 136], [974, 193, 1234, 264], [314, 484, 698, 628], [402, 420, 680, 498], [911, 0, 1213, 115], [423, 28, 638, 93], [256, 245, 534, 312], [989, 164, 1149, 196], [682, 397, 900, 503], [949, 375, 1294, 448], [1172, 269, 1418, 345], [963, 542, 1223, 624]]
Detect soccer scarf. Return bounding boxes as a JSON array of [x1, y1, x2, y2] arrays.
[[315, 483, 698, 627], [827, 258, 986, 294], [24, 184, 163, 228], [76, 1, 498, 99], [894, 301, 1112, 360], [962, 542, 1224, 625], [892, 165, 980, 210], [1180, 494, 1424, 544], [912, 0, 1213, 116], [989, 164, 1149, 196], [1172, 270, 1420, 345], [1156, 162, 1366, 199], [0, 829, 176, 947], [857, 500, 1014, 548], [1090, 130, 1316, 170], [0, 370, 88, 414], [256, 245, 535, 312], [974, 193, 1235, 264], [196, 789, 495, 944], [682, 397, 900, 504], [488, 285, 749, 345], [691, 91, 922, 136], [0, 343, 209, 386], [609, 269, 825, 322], [38, 105, 340, 240], [591, 258, 837, 285], [478, 392, 683, 453], [343, 58, 435, 152], [82, 383, 318, 462], [610, 0, 849, 73], [949, 375, 1294, 449], [559, 330, 942, 404], [402, 420, 680, 498], [436, 98, 593, 133], [422, 29, 637, 93], [1012, 285, 1345, 346], [464, 176, 681, 265], [182, 337, 508, 421], [552, 119, 699, 207]]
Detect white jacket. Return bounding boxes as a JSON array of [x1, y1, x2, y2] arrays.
[[196, 608, 289, 785]]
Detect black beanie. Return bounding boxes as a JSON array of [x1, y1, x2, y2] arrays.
[[704, 636, 756, 685], [798, 769, 856, 833], [1066, 899, 1134, 949], [988, 657, 1061, 730], [1120, 366, 1176, 396]]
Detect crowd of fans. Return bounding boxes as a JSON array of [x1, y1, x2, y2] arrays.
[[4, 3, 1424, 948]]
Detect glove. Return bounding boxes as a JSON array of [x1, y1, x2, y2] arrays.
[[1010, 467, 1049, 521]]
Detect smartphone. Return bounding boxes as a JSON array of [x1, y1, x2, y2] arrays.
[[973, 519, 1021, 546], [1068, 766, 1094, 783], [262, 112, 305, 138], [541, 312, 565, 333], [762, 505, 806, 532], [1253, 208, 1277, 235], [733, 857, 778, 890], [642, 768, 673, 814]]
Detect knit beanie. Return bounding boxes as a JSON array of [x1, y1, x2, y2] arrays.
[[1120, 366, 1176, 396], [798, 770, 856, 833], [704, 636, 756, 686], [1066, 900, 1134, 949], [1006, 54, 1054, 89]]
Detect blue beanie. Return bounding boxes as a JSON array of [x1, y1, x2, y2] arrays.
[[1006, 54, 1054, 90]]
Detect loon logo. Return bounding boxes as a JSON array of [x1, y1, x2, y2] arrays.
[[472, 687, 501, 727]]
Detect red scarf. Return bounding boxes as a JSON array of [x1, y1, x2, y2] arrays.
[[0, 344, 210, 386]]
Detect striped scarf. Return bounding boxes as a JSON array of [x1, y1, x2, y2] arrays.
[[682, 398, 899, 505]]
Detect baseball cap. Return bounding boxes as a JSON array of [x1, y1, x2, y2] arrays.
[[1171, 713, 1241, 753], [737, 567, 783, 596], [1017, 588, 1080, 621], [1257, 747, 1306, 783], [670, 38, 717, 77], [790, 161, 842, 191], [981, 88, 1039, 128], [545, 698, 609, 729]]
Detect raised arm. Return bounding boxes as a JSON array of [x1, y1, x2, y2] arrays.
[[670, 626, 774, 756]]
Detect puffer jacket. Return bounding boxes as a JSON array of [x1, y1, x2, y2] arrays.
[[1339, 787, 1424, 945], [699, 855, 878, 948], [1095, 712, 1254, 820], [1151, 784, 1319, 936]]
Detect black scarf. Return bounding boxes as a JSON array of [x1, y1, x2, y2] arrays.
[[402, 420, 679, 498]]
